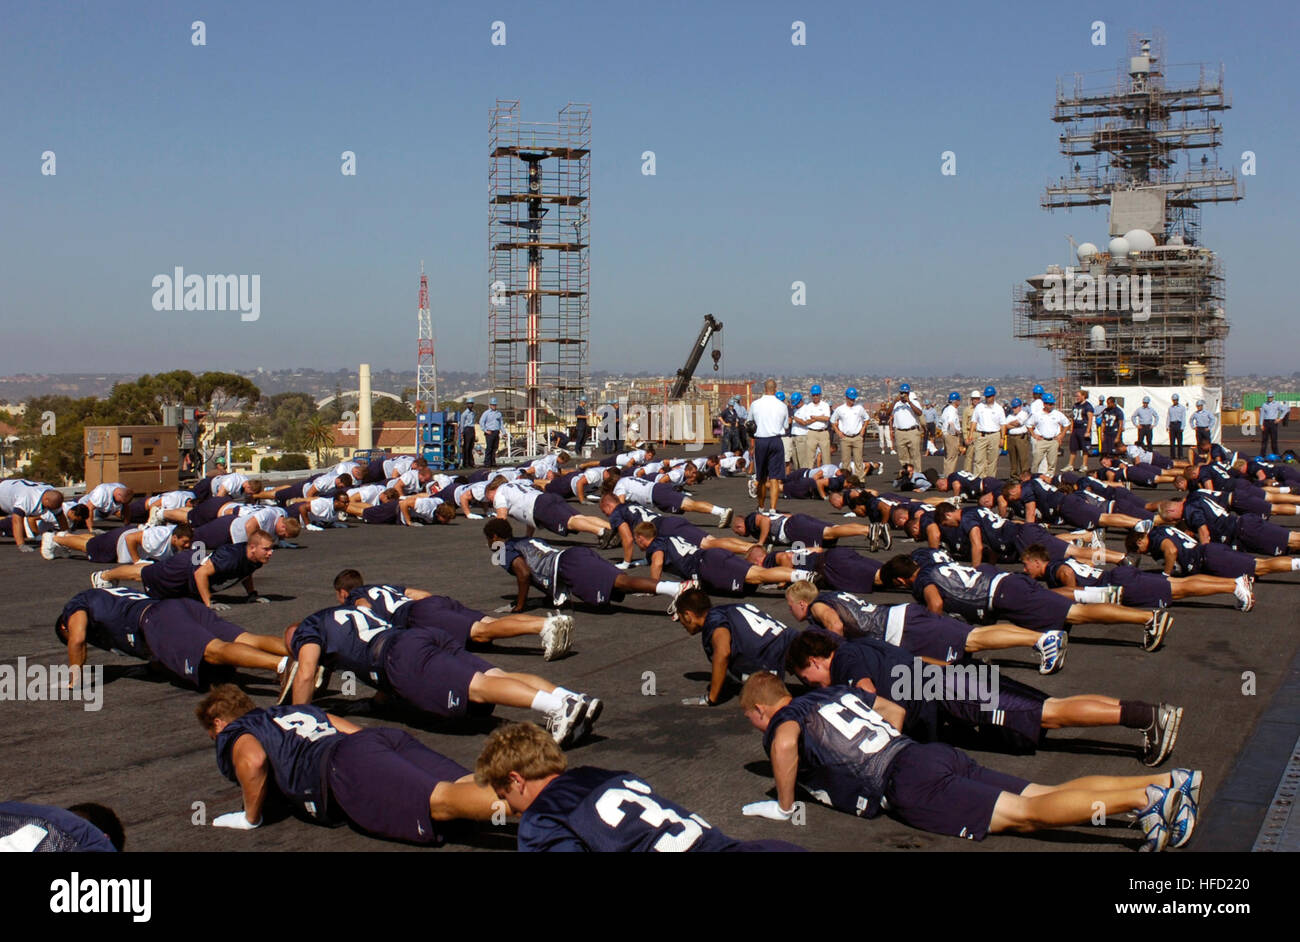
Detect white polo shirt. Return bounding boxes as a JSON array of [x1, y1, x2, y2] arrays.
[[1026, 409, 1064, 437], [831, 402, 870, 437], [799, 399, 831, 431], [891, 398, 921, 430], [971, 402, 1006, 433], [940, 404, 962, 435], [1004, 408, 1030, 436]]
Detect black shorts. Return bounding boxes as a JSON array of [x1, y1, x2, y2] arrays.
[[1069, 428, 1089, 453], [1197, 543, 1254, 578], [754, 436, 784, 482], [1107, 566, 1172, 608], [884, 742, 1029, 841]]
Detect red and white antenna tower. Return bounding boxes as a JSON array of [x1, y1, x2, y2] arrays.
[[416, 261, 439, 414]]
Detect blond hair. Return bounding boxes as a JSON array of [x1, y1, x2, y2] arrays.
[[474, 722, 567, 790], [785, 581, 818, 604], [739, 672, 789, 710]]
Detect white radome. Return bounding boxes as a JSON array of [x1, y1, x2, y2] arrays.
[[1076, 242, 1098, 262], [1108, 236, 1131, 259], [1123, 229, 1157, 252]]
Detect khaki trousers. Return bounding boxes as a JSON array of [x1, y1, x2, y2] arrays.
[[840, 435, 864, 475], [792, 435, 810, 469], [805, 430, 831, 467], [1007, 433, 1030, 478], [1030, 438, 1060, 475], [943, 432, 964, 476], [972, 431, 999, 479], [895, 428, 923, 468]]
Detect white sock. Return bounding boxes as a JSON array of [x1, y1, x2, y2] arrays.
[[276, 656, 288, 674], [791, 569, 815, 582], [656, 581, 680, 596], [1075, 587, 1108, 603], [531, 690, 563, 714], [716, 506, 729, 517], [552, 686, 576, 700], [1292, 558, 1300, 571]]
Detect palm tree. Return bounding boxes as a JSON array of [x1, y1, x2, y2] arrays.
[[303, 414, 334, 464]]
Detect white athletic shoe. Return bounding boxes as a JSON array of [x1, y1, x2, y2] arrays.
[[575, 693, 603, 741], [667, 578, 700, 619], [90, 571, 116, 589], [1090, 529, 1105, 550], [546, 694, 589, 747], [1233, 575, 1255, 612], [41, 532, 69, 560], [717, 507, 734, 529], [541, 612, 575, 660], [747, 477, 758, 499], [147, 505, 165, 527]]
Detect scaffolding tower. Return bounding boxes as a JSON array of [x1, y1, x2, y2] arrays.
[[1013, 33, 1242, 388], [415, 261, 438, 414], [488, 100, 590, 456]]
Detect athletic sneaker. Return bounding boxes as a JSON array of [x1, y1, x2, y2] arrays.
[[1169, 768, 1202, 809], [90, 571, 116, 589], [575, 693, 603, 741], [546, 694, 589, 747], [747, 477, 758, 499], [1118, 553, 1139, 567], [1169, 791, 1198, 849], [40, 532, 69, 560], [717, 507, 734, 529], [1142, 609, 1173, 652], [1102, 585, 1124, 604], [877, 522, 892, 551], [541, 612, 575, 661], [1233, 575, 1255, 612], [1090, 529, 1105, 550], [146, 505, 165, 527], [1035, 630, 1068, 674], [1142, 703, 1183, 767], [1133, 518, 1153, 534], [1136, 805, 1170, 852], [275, 658, 299, 705], [867, 523, 880, 553], [666, 577, 700, 619], [597, 527, 617, 550]]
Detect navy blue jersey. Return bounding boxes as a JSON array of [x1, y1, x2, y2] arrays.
[[764, 687, 910, 818], [1147, 525, 1201, 575], [1077, 475, 1116, 498], [143, 542, 261, 598], [609, 502, 659, 533], [346, 583, 414, 626], [1046, 558, 1107, 588], [910, 546, 954, 569], [58, 587, 154, 658], [0, 802, 117, 852], [500, 538, 564, 593], [702, 603, 796, 676], [1071, 400, 1094, 429], [958, 507, 1016, 559], [912, 562, 1001, 623], [945, 470, 979, 491], [829, 638, 939, 741], [648, 534, 704, 579], [1198, 462, 1234, 488], [291, 605, 396, 677], [810, 591, 889, 641], [1101, 406, 1124, 432], [215, 705, 343, 822], [1021, 478, 1065, 519], [519, 767, 755, 852], [1182, 491, 1238, 544]]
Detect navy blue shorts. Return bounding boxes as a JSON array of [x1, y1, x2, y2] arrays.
[[754, 436, 784, 483], [362, 502, 400, 525], [1060, 494, 1107, 529], [1229, 489, 1271, 516], [1150, 452, 1174, 470], [653, 515, 707, 544], [1125, 466, 1159, 487], [1109, 489, 1152, 517], [86, 527, 126, 563], [1012, 523, 1070, 564], [1107, 566, 1172, 608], [1197, 543, 1254, 578], [188, 497, 232, 527], [533, 493, 577, 535], [1236, 515, 1290, 556], [781, 475, 817, 500], [192, 517, 235, 549], [405, 596, 483, 646], [275, 481, 310, 504], [899, 608, 970, 663], [993, 574, 1073, 631], [787, 514, 830, 548], [884, 742, 1029, 841], [382, 627, 493, 718], [822, 548, 880, 593], [467, 468, 494, 483], [557, 547, 620, 606], [138, 598, 244, 686], [650, 483, 685, 513], [191, 478, 213, 502], [126, 496, 147, 524], [325, 726, 468, 845], [698, 548, 752, 594], [940, 674, 1047, 751], [1069, 428, 1089, 453], [545, 472, 578, 496]]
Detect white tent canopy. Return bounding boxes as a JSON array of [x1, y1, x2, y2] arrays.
[[1082, 385, 1222, 446]]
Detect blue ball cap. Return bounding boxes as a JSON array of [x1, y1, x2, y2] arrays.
[[1042, 392, 1056, 404], [791, 392, 803, 404], [899, 383, 911, 393], [1142, 396, 1150, 403], [810, 384, 822, 396], [984, 385, 996, 398], [1171, 393, 1179, 400], [846, 387, 858, 400], [1010, 397, 1023, 408], [489, 397, 498, 405], [1032, 384, 1045, 396], [1267, 390, 1275, 398], [776, 391, 786, 401], [948, 391, 960, 402]]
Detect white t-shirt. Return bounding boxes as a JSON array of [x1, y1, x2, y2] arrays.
[[799, 401, 831, 432], [116, 525, 177, 564], [831, 403, 870, 437], [78, 483, 125, 515], [0, 480, 55, 516], [493, 480, 542, 525], [750, 395, 789, 438], [210, 473, 249, 496], [383, 456, 417, 478], [1026, 409, 1064, 438], [1004, 408, 1031, 435], [891, 398, 921, 430], [409, 496, 446, 524], [151, 490, 195, 510], [613, 476, 657, 506], [347, 484, 387, 506], [971, 402, 1006, 433], [940, 404, 962, 435], [231, 506, 286, 543]]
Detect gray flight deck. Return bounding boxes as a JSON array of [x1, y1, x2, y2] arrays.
[[2, 428, 1297, 852]]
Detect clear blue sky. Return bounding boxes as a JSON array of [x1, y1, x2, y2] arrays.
[[2, 0, 1296, 378]]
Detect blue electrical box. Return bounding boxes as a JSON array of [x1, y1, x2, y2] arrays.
[[417, 411, 453, 470]]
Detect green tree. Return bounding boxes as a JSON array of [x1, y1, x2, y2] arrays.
[[303, 414, 334, 463], [372, 397, 414, 421]]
